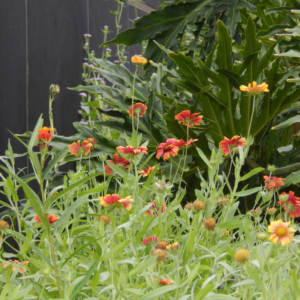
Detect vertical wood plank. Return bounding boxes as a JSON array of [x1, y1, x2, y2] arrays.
[[27, 0, 88, 137], [0, 1, 27, 160]]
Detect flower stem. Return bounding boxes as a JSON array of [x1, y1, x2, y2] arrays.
[[247, 96, 256, 138]]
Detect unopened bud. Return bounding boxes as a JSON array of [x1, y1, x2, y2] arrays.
[[279, 194, 289, 202], [267, 165, 276, 172], [50, 84, 60, 95], [256, 232, 268, 240]]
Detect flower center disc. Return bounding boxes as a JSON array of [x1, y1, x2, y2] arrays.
[[276, 227, 287, 237]]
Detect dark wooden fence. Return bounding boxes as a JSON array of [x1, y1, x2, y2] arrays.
[[0, 0, 157, 168]]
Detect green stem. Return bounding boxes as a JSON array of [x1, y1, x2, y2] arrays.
[[247, 96, 256, 138]]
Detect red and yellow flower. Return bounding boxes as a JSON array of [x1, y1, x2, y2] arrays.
[[156, 139, 179, 161], [166, 242, 179, 254], [159, 279, 172, 285], [131, 55, 148, 65], [175, 110, 203, 127], [38, 127, 54, 142], [117, 145, 148, 157], [219, 136, 246, 156], [264, 176, 284, 191], [278, 191, 300, 218], [145, 200, 166, 216], [142, 236, 159, 247], [128, 103, 147, 118], [86, 137, 97, 151], [69, 140, 92, 156], [3, 260, 29, 274], [34, 214, 60, 224], [268, 219, 295, 246], [104, 154, 130, 176], [139, 166, 156, 177], [174, 138, 198, 148], [240, 81, 269, 95], [99, 194, 134, 211]]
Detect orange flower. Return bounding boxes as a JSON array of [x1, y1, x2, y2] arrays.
[[69, 140, 92, 156], [268, 219, 295, 246], [278, 191, 300, 218], [104, 154, 130, 176], [34, 214, 59, 224], [131, 55, 147, 65], [86, 137, 97, 151], [175, 110, 203, 127], [128, 103, 147, 118], [145, 200, 166, 216], [219, 135, 246, 156], [142, 236, 159, 247], [139, 166, 156, 177], [99, 194, 134, 211], [159, 279, 172, 285], [117, 145, 148, 157], [174, 138, 198, 148], [156, 139, 179, 161], [3, 260, 29, 274], [240, 81, 269, 94], [38, 127, 54, 141], [264, 176, 284, 191], [166, 242, 179, 254]]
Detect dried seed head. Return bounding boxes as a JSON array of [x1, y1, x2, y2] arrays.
[[155, 240, 169, 250], [184, 203, 193, 210], [0, 220, 9, 230], [203, 217, 216, 230], [152, 249, 167, 261], [192, 200, 205, 211], [234, 249, 250, 264]]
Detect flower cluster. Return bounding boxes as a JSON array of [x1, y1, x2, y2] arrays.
[[38, 127, 54, 150], [131, 55, 148, 65], [3, 260, 29, 273], [264, 176, 284, 191]]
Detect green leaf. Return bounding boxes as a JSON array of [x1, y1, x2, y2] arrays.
[[246, 266, 266, 296], [100, 240, 130, 261], [272, 115, 300, 130], [196, 147, 212, 170], [234, 187, 261, 197], [31, 281, 52, 299], [70, 262, 98, 299], [240, 168, 264, 181], [138, 285, 178, 300], [205, 295, 240, 300], [218, 219, 251, 229], [283, 170, 300, 186], [42, 146, 69, 180], [6, 230, 52, 267], [53, 197, 86, 231], [128, 256, 157, 277], [274, 50, 300, 58], [194, 283, 214, 300]]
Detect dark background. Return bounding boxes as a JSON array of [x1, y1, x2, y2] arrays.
[[0, 0, 157, 171]]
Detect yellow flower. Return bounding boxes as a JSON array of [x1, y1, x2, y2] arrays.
[[240, 81, 269, 95], [268, 219, 295, 246], [131, 55, 147, 65]]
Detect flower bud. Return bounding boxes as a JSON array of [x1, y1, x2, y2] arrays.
[[267, 165, 276, 172], [192, 200, 205, 211], [279, 194, 289, 202], [256, 232, 268, 241], [267, 207, 277, 215], [152, 249, 167, 261], [234, 249, 250, 264], [97, 215, 110, 225], [203, 217, 216, 230], [50, 84, 60, 95]]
